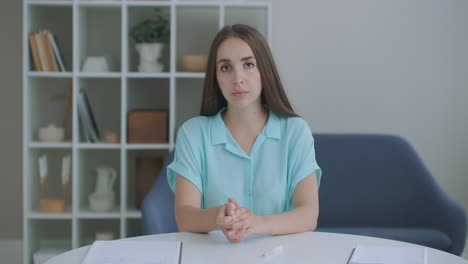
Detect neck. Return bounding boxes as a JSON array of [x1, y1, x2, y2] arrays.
[[222, 103, 269, 132]]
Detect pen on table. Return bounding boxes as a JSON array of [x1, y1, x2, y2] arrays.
[[347, 247, 356, 264], [261, 245, 283, 260]]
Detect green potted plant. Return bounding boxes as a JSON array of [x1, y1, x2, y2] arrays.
[[129, 8, 170, 72]]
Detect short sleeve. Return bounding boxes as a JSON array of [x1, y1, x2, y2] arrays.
[[167, 126, 203, 193], [288, 120, 322, 198]]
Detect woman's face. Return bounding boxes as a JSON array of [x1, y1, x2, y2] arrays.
[[216, 37, 262, 110]]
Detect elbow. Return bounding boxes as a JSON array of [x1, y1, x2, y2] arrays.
[[300, 217, 317, 233], [303, 208, 318, 232], [295, 202, 319, 233], [308, 219, 318, 232], [177, 226, 190, 232], [175, 218, 188, 232], [176, 223, 192, 233], [174, 207, 189, 232]]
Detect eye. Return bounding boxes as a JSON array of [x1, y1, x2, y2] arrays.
[[220, 65, 231, 72], [245, 62, 255, 69]]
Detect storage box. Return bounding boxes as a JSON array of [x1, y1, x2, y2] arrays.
[[128, 110, 168, 143], [39, 198, 66, 213], [135, 156, 163, 208]]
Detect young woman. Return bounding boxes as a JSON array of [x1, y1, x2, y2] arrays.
[[167, 24, 322, 243]]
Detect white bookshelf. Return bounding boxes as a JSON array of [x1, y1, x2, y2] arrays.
[[23, 0, 271, 263]]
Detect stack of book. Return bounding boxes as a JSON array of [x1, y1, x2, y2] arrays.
[[29, 30, 67, 72]]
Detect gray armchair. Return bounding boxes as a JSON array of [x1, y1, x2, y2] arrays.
[[314, 134, 466, 255], [142, 133, 467, 255]]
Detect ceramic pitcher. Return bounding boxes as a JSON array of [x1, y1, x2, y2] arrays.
[[94, 166, 117, 193]]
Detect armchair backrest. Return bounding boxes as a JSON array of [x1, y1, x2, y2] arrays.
[[314, 133, 441, 226], [141, 151, 177, 235], [314, 133, 466, 254]]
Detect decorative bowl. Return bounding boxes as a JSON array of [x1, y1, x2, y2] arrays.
[[181, 55, 208, 72], [38, 124, 64, 142]]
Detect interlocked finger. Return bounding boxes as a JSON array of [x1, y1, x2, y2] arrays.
[[230, 218, 249, 230], [232, 207, 248, 219]]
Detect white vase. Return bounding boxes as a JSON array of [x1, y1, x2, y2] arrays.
[[135, 42, 164, 72]]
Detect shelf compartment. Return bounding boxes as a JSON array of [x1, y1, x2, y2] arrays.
[[29, 142, 73, 149], [126, 78, 170, 143], [27, 0, 73, 6], [77, 6, 122, 73], [77, 0, 123, 7], [78, 219, 120, 247], [176, 6, 219, 72], [27, 72, 73, 78], [174, 2, 222, 7], [126, 149, 168, 212], [224, 6, 268, 38], [78, 143, 122, 149], [76, 209, 121, 219], [77, 149, 121, 213], [77, 78, 122, 144], [77, 72, 122, 78], [126, 72, 171, 78], [175, 78, 203, 134], [124, 208, 142, 218], [125, 218, 143, 238], [127, 6, 171, 73], [27, 211, 73, 219], [174, 72, 205, 78], [125, 143, 170, 150], [27, 5, 73, 72], [27, 149, 73, 214], [126, 1, 172, 7], [28, 77, 73, 143], [126, 78, 169, 110], [26, 219, 72, 264]]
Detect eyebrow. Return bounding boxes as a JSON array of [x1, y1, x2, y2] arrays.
[[217, 56, 255, 64]]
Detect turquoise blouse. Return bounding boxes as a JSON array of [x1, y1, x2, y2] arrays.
[[167, 107, 322, 215]]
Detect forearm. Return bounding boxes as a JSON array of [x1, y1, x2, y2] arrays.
[[258, 206, 317, 235], [175, 205, 222, 233]]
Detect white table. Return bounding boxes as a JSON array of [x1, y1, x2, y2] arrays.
[[45, 231, 468, 264]]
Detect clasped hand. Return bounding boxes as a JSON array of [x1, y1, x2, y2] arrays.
[[215, 198, 260, 243]]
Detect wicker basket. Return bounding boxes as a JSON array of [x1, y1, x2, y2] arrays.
[[127, 110, 168, 143]]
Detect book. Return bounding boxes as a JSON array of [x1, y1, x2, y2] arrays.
[[348, 245, 427, 264], [29, 33, 42, 71], [34, 31, 49, 71], [77, 89, 100, 142], [43, 30, 58, 72], [82, 240, 183, 264], [47, 31, 67, 72]]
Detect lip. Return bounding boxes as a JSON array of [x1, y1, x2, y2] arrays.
[[232, 91, 249, 96]]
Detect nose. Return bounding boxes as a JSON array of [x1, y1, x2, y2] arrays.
[[233, 68, 245, 85]]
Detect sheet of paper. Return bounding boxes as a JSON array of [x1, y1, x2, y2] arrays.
[[349, 244, 427, 264], [82, 240, 182, 264]]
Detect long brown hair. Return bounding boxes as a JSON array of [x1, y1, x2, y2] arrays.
[[200, 24, 299, 117]]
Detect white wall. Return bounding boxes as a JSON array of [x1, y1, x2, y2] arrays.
[[0, 0, 467, 239], [268, 0, 468, 212]]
